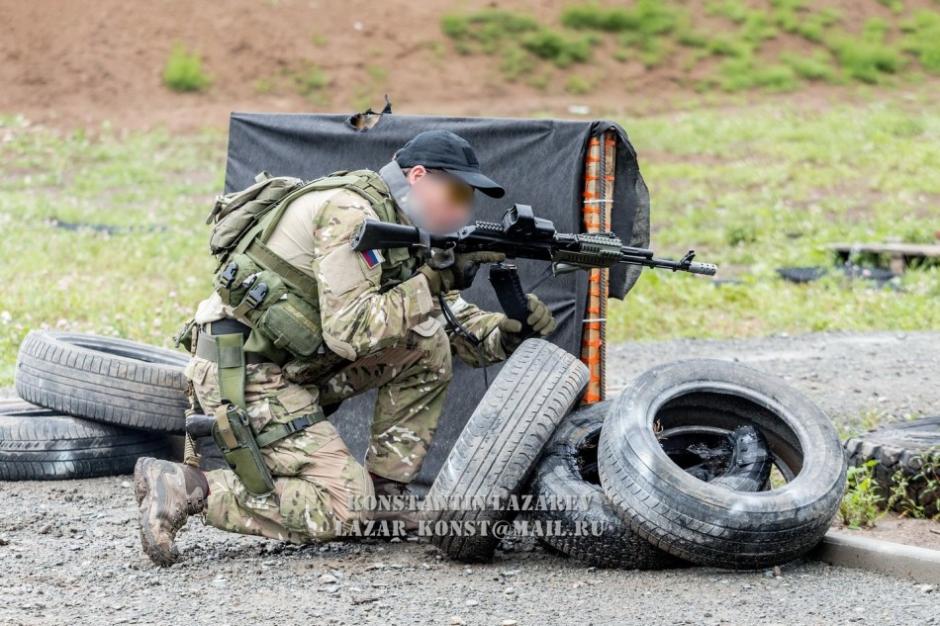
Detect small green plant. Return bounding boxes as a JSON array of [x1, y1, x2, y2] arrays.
[[292, 64, 329, 103], [707, 36, 753, 58], [520, 29, 594, 67], [878, 0, 904, 14], [887, 449, 940, 519], [528, 71, 551, 91], [676, 27, 709, 48], [254, 77, 275, 95], [718, 58, 798, 92], [706, 0, 751, 24], [901, 10, 940, 74], [162, 44, 210, 92], [741, 12, 779, 44], [565, 74, 593, 95], [441, 10, 591, 75], [613, 47, 631, 63], [781, 51, 837, 82], [441, 9, 539, 53], [562, 1, 679, 37], [827, 20, 904, 84], [500, 45, 535, 81], [840, 460, 885, 529], [726, 221, 760, 246]]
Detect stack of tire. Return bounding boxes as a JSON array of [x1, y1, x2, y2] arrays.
[[845, 416, 940, 518], [1, 331, 191, 480], [424, 339, 848, 570]]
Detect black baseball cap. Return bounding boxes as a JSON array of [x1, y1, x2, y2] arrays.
[[394, 130, 505, 198]]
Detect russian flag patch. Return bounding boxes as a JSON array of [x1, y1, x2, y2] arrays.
[[360, 249, 384, 269]]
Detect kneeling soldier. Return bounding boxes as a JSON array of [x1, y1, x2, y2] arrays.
[[135, 130, 556, 565]]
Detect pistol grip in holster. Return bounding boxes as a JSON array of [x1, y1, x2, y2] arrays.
[[212, 404, 275, 496], [488, 263, 534, 339]]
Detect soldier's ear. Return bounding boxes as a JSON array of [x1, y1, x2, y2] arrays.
[[405, 165, 428, 185]]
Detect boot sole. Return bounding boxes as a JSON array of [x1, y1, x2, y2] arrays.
[[134, 457, 180, 566]]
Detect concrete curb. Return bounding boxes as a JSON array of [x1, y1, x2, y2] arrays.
[[812, 531, 940, 583]]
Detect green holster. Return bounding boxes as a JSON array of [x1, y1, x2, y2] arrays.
[[197, 329, 325, 495]]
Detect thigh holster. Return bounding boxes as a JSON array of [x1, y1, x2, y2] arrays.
[[212, 403, 276, 495], [198, 326, 328, 496]]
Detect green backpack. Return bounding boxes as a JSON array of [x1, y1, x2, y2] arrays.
[[202, 170, 400, 363], [206, 171, 304, 262]]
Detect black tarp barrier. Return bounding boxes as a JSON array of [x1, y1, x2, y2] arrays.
[[224, 111, 650, 486]]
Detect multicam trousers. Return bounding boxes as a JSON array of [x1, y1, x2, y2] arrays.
[[186, 324, 452, 543]]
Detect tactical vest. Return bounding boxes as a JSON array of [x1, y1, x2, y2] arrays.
[[209, 169, 417, 363]]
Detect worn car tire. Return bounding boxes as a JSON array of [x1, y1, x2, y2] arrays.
[[425, 339, 589, 562], [529, 400, 684, 569], [530, 400, 770, 568], [599, 359, 846, 569], [844, 416, 940, 517], [15, 331, 189, 432], [0, 399, 171, 480]]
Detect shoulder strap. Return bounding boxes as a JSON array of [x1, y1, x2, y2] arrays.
[[233, 170, 405, 291]]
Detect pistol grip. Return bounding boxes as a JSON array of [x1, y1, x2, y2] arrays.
[[488, 263, 533, 338]]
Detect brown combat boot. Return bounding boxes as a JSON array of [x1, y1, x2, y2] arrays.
[[370, 474, 422, 531], [134, 457, 209, 566]]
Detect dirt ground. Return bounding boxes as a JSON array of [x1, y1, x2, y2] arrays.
[[1, 331, 939, 625], [4, 0, 934, 131]]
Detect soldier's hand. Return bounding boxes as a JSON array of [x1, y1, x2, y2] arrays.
[[418, 250, 505, 293], [498, 293, 556, 351], [523, 293, 555, 336]]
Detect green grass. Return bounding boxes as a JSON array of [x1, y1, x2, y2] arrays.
[[562, 1, 680, 37], [1, 95, 939, 386], [443, 2, 940, 95], [441, 9, 540, 55], [780, 51, 838, 81], [442, 9, 595, 71], [716, 58, 798, 91], [826, 18, 906, 83], [163, 44, 210, 92], [292, 63, 330, 102], [520, 29, 595, 67], [564, 74, 594, 94], [0, 115, 223, 385], [606, 94, 940, 342], [901, 10, 940, 73]]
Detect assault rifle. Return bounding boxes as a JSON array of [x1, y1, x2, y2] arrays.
[[351, 204, 716, 335]]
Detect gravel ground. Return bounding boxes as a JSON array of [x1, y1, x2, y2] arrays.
[[608, 330, 940, 435], [1, 331, 939, 626]]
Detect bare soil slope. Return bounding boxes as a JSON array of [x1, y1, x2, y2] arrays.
[[2, 0, 934, 129]]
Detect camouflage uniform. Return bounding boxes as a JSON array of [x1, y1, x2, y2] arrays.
[[188, 185, 511, 543]]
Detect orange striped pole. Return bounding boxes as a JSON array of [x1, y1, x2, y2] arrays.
[[580, 132, 616, 405]]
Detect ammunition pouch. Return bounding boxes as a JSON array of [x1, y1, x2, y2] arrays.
[[213, 253, 323, 359]]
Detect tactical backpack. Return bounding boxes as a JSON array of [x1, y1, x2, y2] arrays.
[[204, 170, 404, 363]]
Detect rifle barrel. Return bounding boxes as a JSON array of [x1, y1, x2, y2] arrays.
[[618, 255, 717, 276]]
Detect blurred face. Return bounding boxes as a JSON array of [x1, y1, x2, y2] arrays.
[[405, 165, 474, 234]]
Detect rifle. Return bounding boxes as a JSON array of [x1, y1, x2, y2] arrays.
[[351, 204, 717, 336]]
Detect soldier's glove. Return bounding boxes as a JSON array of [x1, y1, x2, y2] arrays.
[[418, 250, 506, 294], [499, 293, 556, 352]]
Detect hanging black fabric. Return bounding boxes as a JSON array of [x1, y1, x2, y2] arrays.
[[223, 111, 650, 485]]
